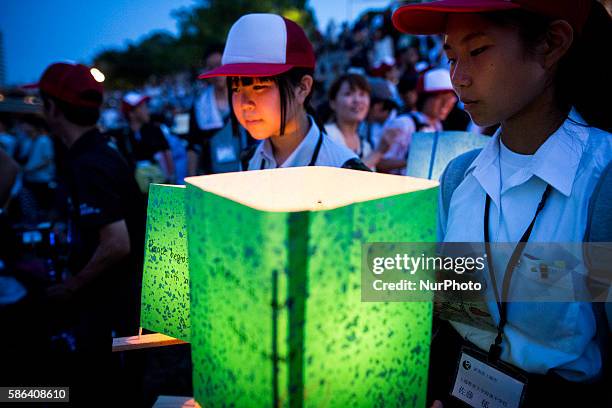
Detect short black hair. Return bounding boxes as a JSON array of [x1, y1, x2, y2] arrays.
[[398, 73, 418, 95], [40, 90, 100, 127], [371, 98, 397, 113]]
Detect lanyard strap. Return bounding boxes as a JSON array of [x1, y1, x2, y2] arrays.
[[358, 136, 364, 159], [260, 133, 324, 170], [483, 184, 552, 361]]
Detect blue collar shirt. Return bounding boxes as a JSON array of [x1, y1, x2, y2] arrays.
[[440, 109, 612, 381]]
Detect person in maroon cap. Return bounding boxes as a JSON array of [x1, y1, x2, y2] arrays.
[[199, 13, 369, 171], [377, 68, 458, 175], [29, 62, 145, 403], [111, 91, 175, 188], [393, 1, 611, 407]]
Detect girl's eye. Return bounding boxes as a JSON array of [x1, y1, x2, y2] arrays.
[[470, 46, 489, 57], [253, 85, 268, 91]]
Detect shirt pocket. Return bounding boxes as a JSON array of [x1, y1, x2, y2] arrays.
[[512, 247, 588, 302]]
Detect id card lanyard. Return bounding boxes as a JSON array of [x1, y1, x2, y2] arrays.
[[260, 132, 323, 170], [483, 184, 552, 361]]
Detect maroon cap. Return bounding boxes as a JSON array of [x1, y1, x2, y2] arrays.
[[416, 68, 454, 94], [23, 62, 104, 108], [198, 14, 315, 79], [121, 92, 150, 114], [393, 0, 592, 35]]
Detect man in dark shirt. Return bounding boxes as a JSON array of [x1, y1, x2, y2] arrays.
[[112, 92, 174, 184], [29, 62, 145, 402]]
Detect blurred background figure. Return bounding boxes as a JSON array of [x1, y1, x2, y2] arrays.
[[99, 96, 123, 132], [111, 92, 175, 190], [397, 73, 419, 115], [35, 61, 145, 404], [186, 45, 231, 176], [325, 73, 396, 170], [0, 149, 19, 210], [20, 116, 56, 217], [0, 116, 17, 157], [378, 68, 458, 175], [362, 78, 399, 151]]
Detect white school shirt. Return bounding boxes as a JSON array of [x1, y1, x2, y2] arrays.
[[440, 109, 612, 381], [248, 116, 357, 170], [324, 122, 373, 160]]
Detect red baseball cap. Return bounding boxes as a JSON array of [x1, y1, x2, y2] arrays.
[[393, 0, 592, 35], [23, 62, 104, 108], [417, 68, 455, 94], [121, 92, 150, 114], [198, 13, 316, 79]]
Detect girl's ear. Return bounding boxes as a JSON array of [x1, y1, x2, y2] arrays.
[[538, 20, 574, 70], [295, 74, 314, 105]]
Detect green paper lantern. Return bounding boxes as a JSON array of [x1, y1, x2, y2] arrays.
[[185, 167, 438, 407], [407, 131, 489, 180], [140, 184, 190, 341]]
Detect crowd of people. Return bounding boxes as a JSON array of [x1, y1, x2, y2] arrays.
[[1, 0, 610, 407], [1, 6, 479, 227]]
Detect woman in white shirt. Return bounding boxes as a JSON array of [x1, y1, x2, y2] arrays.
[[325, 74, 397, 170], [393, 0, 611, 407]]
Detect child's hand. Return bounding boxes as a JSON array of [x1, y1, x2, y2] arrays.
[[377, 127, 402, 154]]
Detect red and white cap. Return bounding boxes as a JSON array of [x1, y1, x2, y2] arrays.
[[23, 62, 104, 108], [121, 92, 150, 114], [198, 13, 315, 79], [417, 68, 454, 94], [393, 0, 592, 35]]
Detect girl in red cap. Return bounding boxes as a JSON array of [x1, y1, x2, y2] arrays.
[[393, 1, 611, 407], [200, 13, 369, 171]]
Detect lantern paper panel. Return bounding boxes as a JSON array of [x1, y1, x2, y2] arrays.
[[406, 131, 489, 180], [185, 167, 438, 408], [140, 184, 190, 342]]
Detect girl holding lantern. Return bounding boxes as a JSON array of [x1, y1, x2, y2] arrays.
[[393, 0, 611, 407]]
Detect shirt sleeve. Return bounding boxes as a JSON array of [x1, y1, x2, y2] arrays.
[[152, 126, 170, 152], [382, 115, 416, 160], [23, 137, 52, 172], [71, 161, 125, 229]]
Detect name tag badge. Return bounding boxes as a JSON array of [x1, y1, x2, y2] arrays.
[[451, 347, 527, 408]]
